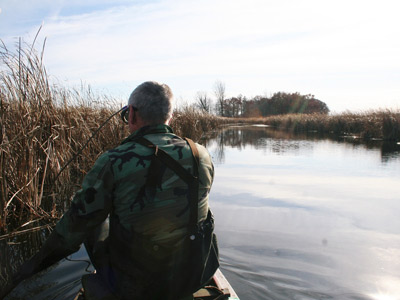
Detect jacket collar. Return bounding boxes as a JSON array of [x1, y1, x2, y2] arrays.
[[121, 124, 174, 144]]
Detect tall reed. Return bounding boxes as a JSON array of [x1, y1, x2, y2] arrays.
[[0, 41, 128, 233], [170, 105, 228, 141]]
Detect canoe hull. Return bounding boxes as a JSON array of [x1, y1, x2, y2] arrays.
[[74, 268, 239, 300]]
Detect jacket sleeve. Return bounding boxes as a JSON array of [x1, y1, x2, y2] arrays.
[[13, 153, 114, 284], [55, 152, 114, 249]]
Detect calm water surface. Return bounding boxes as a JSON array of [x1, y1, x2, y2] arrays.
[[207, 126, 400, 300], [2, 125, 400, 300]]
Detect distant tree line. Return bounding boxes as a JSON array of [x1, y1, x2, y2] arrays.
[[242, 92, 330, 117], [195, 81, 330, 117]]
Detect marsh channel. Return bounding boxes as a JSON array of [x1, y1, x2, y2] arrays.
[[1, 124, 400, 300]]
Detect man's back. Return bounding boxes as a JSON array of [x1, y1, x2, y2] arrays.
[[55, 124, 215, 298], [108, 125, 214, 297]]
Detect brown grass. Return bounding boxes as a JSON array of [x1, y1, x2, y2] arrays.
[[0, 42, 128, 233], [233, 110, 400, 141], [170, 106, 228, 141], [0, 41, 226, 234]]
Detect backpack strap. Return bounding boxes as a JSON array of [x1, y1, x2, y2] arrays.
[[184, 138, 199, 231], [134, 136, 200, 230]]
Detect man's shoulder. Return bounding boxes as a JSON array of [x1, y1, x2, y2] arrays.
[[195, 142, 213, 166], [103, 133, 212, 168], [193, 141, 208, 153]]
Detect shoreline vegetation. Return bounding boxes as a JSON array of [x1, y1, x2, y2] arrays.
[[233, 109, 400, 141], [1, 43, 400, 235]]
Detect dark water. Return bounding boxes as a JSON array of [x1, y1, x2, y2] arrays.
[[1, 230, 91, 299], [1, 125, 400, 299]]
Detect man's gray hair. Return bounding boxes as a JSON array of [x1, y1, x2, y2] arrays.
[[128, 81, 173, 125]]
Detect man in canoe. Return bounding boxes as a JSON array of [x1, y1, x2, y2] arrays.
[[4, 81, 219, 299]]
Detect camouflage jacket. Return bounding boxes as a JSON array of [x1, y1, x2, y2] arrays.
[[53, 124, 214, 297]]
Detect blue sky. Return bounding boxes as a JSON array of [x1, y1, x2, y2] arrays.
[[1, 0, 400, 112]]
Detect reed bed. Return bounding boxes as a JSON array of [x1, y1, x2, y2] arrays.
[[235, 110, 400, 141], [0, 42, 226, 234], [170, 106, 229, 141], [0, 43, 128, 234]]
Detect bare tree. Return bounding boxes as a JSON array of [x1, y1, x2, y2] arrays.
[[214, 80, 225, 116], [195, 91, 211, 113]]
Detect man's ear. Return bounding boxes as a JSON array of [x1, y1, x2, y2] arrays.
[[166, 114, 172, 125], [128, 105, 136, 124]]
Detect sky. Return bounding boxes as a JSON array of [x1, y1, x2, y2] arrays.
[[0, 0, 400, 112]]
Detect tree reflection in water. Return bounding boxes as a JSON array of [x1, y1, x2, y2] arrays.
[[200, 124, 400, 164]]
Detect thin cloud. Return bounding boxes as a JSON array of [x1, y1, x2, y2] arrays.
[[1, 0, 400, 111]]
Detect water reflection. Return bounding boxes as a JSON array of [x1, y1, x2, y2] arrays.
[[0, 229, 49, 290], [201, 124, 400, 164], [205, 125, 400, 300], [381, 142, 400, 163], [0, 229, 90, 300]]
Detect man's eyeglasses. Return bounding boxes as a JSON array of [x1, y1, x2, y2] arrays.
[[121, 105, 138, 124]]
